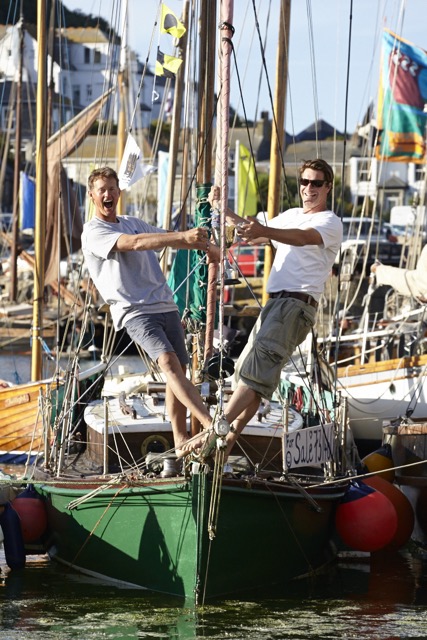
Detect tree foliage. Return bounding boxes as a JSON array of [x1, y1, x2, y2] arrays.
[[1, 0, 117, 43]]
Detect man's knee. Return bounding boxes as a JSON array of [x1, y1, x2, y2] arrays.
[[158, 350, 180, 373]]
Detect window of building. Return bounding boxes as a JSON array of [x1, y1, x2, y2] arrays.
[[86, 85, 93, 100], [94, 49, 101, 64], [73, 85, 81, 105], [383, 191, 403, 213], [358, 159, 371, 181], [415, 165, 426, 183], [84, 48, 91, 64]]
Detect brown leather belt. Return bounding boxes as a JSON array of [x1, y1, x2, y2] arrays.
[[270, 290, 318, 308]]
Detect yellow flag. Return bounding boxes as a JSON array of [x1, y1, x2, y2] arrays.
[[237, 143, 257, 216], [160, 4, 186, 39], [155, 49, 183, 77]]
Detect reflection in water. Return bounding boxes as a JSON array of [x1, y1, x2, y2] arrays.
[[1, 550, 427, 639]]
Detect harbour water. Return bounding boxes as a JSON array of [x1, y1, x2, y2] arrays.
[[2, 356, 427, 639], [1, 546, 427, 639]]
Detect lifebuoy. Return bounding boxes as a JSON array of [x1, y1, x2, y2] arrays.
[[141, 434, 172, 457]]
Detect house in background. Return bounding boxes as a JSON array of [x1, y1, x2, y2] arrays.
[[347, 103, 426, 217], [0, 20, 170, 214], [0, 22, 167, 134]]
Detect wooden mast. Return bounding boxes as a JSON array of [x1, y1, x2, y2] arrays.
[[10, 1, 24, 302], [117, 1, 128, 216], [31, 0, 48, 381], [160, 0, 189, 273], [213, 0, 234, 349], [188, 0, 217, 436], [262, 0, 291, 305], [200, 0, 218, 365]]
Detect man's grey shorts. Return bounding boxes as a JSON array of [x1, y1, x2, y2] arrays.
[[234, 297, 316, 399], [124, 311, 189, 365]]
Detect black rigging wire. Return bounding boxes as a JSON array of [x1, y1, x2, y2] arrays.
[[250, 0, 292, 208], [332, 0, 354, 402]]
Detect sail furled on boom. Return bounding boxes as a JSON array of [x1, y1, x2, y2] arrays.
[[376, 29, 427, 163], [168, 184, 212, 324]]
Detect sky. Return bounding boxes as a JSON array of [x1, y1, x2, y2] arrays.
[[62, 0, 426, 136]]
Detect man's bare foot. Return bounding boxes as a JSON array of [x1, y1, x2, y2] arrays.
[[175, 429, 215, 458]]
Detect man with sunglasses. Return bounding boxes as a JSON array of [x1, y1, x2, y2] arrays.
[[209, 158, 342, 456]]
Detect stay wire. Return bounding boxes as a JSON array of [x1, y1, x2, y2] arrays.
[[305, 0, 320, 152], [230, 44, 267, 214], [250, 0, 291, 208], [332, 0, 354, 406]]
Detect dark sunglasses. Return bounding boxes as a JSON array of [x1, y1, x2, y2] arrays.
[[300, 178, 327, 187]]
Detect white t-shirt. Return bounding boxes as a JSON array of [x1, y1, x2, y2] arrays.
[[266, 208, 343, 300], [81, 215, 177, 330]]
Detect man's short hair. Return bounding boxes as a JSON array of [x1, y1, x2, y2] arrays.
[[299, 159, 334, 184], [88, 167, 120, 191]]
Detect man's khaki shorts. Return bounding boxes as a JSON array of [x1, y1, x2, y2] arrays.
[[234, 297, 316, 399]]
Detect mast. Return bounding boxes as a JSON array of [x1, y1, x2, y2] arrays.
[[187, 0, 217, 436], [213, 0, 234, 353], [199, 0, 218, 365], [160, 0, 189, 273], [31, 0, 48, 381], [262, 0, 291, 305], [10, 1, 24, 302], [46, 0, 56, 139], [117, 1, 128, 216]]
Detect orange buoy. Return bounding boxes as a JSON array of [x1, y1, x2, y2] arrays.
[[362, 443, 395, 482], [335, 481, 397, 552], [363, 474, 414, 551], [11, 485, 47, 543]]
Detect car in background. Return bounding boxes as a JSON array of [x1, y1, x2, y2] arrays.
[[340, 217, 404, 271], [228, 243, 265, 277]]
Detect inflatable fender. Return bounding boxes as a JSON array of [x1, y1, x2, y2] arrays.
[[0, 502, 26, 570]]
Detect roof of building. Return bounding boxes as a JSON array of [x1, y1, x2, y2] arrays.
[[58, 27, 112, 45], [378, 174, 408, 189], [64, 133, 152, 161], [253, 139, 361, 176], [294, 118, 345, 142]]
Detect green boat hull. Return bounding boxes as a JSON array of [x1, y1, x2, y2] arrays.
[[35, 473, 343, 604]]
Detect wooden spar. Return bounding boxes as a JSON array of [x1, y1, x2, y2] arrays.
[[189, 0, 217, 436], [262, 0, 291, 305], [46, 0, 56, 139], [160, 0, 189, 273], [10, 3, 24, 302], [213, 0, 234, 351], [202, 0, 219, 363], [117, 1, 128, 216], [196, 0, 216, 186], [31, 0, 47, 381]]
